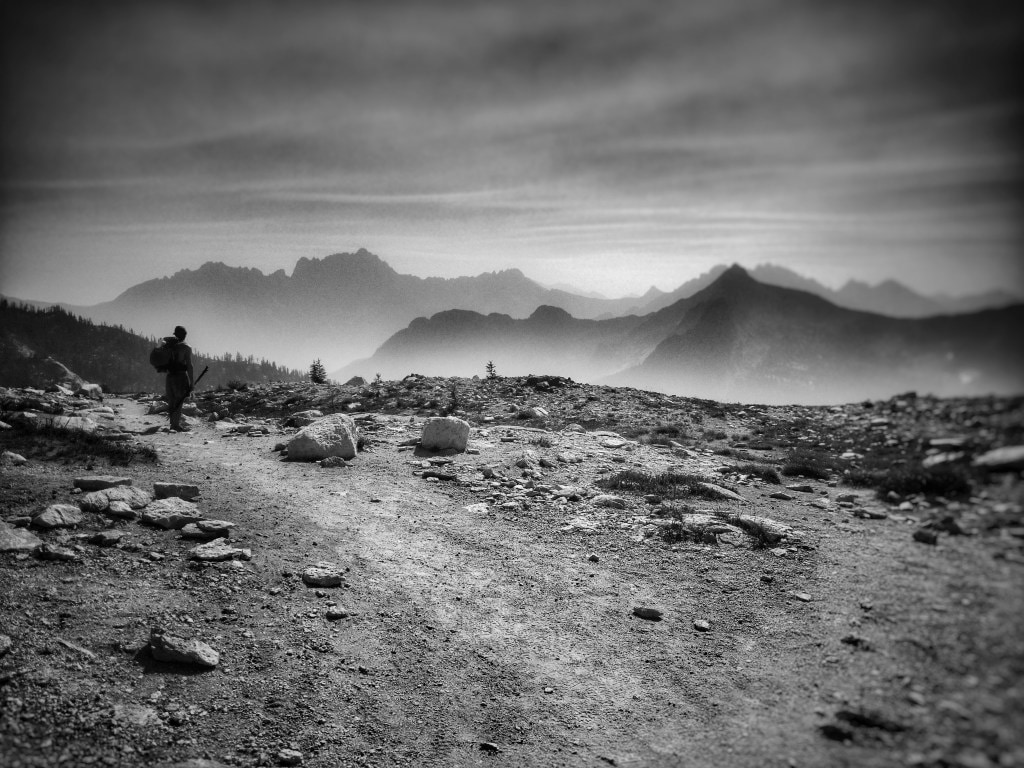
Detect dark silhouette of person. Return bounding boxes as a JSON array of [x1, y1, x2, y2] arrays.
[[163, 325, 195, 431]]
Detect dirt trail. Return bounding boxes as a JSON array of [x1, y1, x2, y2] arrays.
[[2, 395, 1022, 768]]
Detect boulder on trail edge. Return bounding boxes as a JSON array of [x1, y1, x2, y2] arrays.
[[154, 482, 201, 501], [31, 504, 84, 529], [141, 497, 203, 530], [420, 416, 471, 452], [286, 413, 359, 461], [78, 485, 152, 514], [73, 476, 131, 491]]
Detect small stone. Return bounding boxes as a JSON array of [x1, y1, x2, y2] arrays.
[[1, 451, 27, 466], [189, 542, 251, 562], [89, 530, 126, 547], [632, 606, 663, 621], [760, 574, 774, 584], [277, 749, 303, 766], [913, 528, 939, 545], [785, 484, 815, 493], [302, 563, 344, 588], [593, 495, 627, 509], [693, 619, 711, 632], [479, 742, 500, 753], [769, 492, 794, 501], [37, 543, 80, 561], [793, 592, 812, 602], [319, 456, 348, 468], [148, 627, 219, 668], [0, 634, 13, 657], [326, 608, 350, 621], [587, 553, 600, 563]]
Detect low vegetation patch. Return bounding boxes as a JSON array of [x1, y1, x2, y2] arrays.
[[597, 469, 727, 501], [781, 448, 835, 480], [874, 463, 973, 500], [621, 422, 687, 447], [1, 421, 158, 466], [721, 463, 781, 484]]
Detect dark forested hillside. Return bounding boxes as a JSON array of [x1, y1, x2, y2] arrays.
[[0, 300, 306, 392]]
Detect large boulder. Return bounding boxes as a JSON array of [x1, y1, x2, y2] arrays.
[[420, 417, 470, 452], [286, 414, 359, 461]]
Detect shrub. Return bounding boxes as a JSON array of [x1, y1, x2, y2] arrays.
[[226, 379, 247, 391], [703, 429, 728, 441], [485, 361, 498, 379]]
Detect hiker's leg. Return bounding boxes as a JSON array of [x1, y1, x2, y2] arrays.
[[166, 374, 186, 429]]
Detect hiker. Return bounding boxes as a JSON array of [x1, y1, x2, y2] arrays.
[[162, 325, 195, 432]]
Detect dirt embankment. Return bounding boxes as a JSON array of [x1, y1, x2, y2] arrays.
[[1, 382, 1023, 768]]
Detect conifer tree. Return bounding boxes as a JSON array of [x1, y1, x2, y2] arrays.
[[309, 359, 327, 384]]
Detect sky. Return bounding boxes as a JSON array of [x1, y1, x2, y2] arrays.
[[1, 0, 1022, 305]]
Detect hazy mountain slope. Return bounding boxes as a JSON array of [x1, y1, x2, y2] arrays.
[[634, 263, 1021, 319], [67, 250, 656, 371], [334, 306, 645, 382], [340, 266, 1024, 404], [613, 268, 1024, 403]]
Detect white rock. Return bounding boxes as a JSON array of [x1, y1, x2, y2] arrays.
[[973, 445, 1024, 472], [141, 497, 202, 529], [302, 562, 344, 587], [31, 504, 84, 529], [592, 494, 627, 509], [286, 414, 359, 461], [188, 542, 251, 561], [0, 521, 42, 553], [420, 417, 471, 452], [78, 486, 152, 513], [148, 628, 219, 668]]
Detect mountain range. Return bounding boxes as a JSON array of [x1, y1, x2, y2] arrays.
[[5, 249, 1022, 404], [337, 266, 1024, 405], [10, 248, 1016, 376]]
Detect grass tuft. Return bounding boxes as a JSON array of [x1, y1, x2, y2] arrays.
[[597, 469, 727, 501]]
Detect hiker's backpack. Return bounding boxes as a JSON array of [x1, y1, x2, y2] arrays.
[[149, 342, 174, 372]]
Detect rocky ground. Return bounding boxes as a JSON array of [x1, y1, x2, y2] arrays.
[[1, 376, 1023, 768]]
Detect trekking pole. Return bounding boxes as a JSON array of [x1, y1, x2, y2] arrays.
[[169, 365, 209, 418]]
